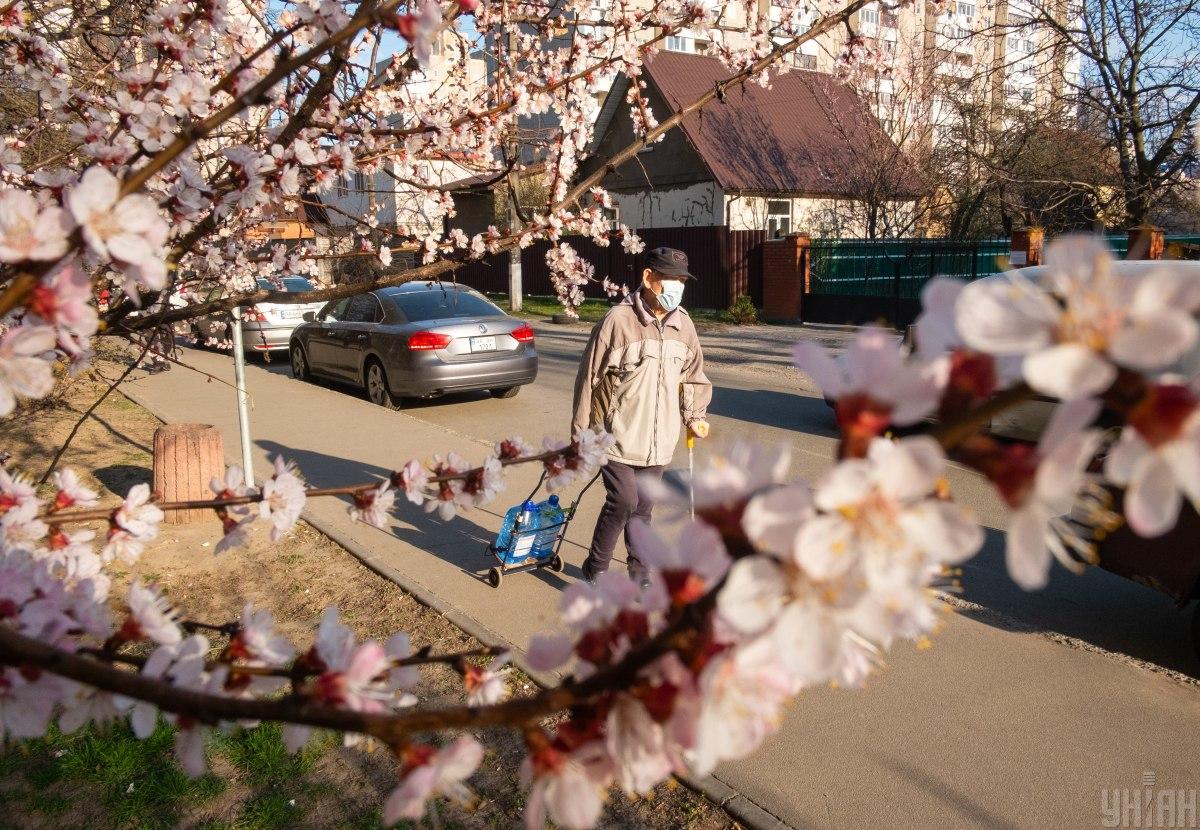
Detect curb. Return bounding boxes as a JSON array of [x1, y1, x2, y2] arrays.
[[124, 385, 797, 830]]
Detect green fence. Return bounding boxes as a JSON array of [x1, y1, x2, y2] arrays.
[[809, 238, 1011, 298], [809, 235, 1200, 298]]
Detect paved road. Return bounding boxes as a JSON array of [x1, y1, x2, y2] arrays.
[[122, 322, 1199, 830]]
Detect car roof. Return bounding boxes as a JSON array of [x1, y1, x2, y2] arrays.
[[376, 282, 481, 297]]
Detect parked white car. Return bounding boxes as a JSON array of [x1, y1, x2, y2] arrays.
[[191, 276, 326, 356]]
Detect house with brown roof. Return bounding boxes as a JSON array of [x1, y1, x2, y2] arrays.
[[580, 51, 925, 239]]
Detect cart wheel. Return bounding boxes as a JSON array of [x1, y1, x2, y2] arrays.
[[549, 554, 564, 573], [487, 567, 502, 588]]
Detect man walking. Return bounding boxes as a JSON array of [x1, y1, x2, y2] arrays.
[[571, 247, 712, 584]]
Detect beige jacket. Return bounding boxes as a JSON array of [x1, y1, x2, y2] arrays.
[[571, 291, 712, 467]]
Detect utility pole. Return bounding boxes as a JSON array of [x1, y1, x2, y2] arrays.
[[507, 173, 523, 312], [229, 309, 255, 484], [498, 18, 523, 312]]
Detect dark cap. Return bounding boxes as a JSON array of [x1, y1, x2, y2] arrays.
[[645, 247, 694, 280]]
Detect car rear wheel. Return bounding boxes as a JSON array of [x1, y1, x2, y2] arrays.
[[365, 360, 402, 410], [290, 345, 312, 382], [491, 386, 520, 399]]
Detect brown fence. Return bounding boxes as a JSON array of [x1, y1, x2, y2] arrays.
[[451, 226, 767, 311]]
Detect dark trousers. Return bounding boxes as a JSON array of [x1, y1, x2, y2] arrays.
[[583, 460, 665, 581]]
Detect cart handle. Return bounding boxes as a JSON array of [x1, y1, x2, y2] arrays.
[[570, 470, 603, 509]]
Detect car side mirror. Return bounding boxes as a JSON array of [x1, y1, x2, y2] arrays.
[[303, 311, 316, 322]]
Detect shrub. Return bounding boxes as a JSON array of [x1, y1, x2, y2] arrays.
[[721, 295, 759, 324]]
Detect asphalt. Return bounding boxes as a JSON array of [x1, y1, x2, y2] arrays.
[[120, 321, 1200, 830]]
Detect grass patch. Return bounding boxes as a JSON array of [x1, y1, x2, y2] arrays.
[[0, 720, 228, 829]]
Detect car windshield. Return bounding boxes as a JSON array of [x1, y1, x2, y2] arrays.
[[391, 288, 503, 321], [256, 277, 316, 292]]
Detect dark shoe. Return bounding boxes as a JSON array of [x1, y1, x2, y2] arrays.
[[581, 562, 601, 585]]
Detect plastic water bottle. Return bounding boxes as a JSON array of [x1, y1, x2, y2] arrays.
[[496, 499, 539, 561], [534, 495, 565, 556]]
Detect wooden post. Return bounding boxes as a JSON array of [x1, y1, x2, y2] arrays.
[[1127, 225, 1165, 260], [152, 424, 225, 524], [1009, 227, 1044, 267]]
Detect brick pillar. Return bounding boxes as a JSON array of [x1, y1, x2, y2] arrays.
[[762, 233, 811, 322], [1009, 227, 1044, 268], [1127, 225, 1165, 260], [153, 423, 225, 524]]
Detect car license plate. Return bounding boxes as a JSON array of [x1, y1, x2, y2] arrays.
[[281, 309, 302, 319], [470, 335, 496, 352]]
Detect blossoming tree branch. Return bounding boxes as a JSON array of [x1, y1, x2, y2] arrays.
[[3, 0, 1200, 825]]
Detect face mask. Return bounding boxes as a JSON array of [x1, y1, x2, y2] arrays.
[[653, 280, 685, 312]]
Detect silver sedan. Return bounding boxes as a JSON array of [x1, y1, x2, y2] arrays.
[[288, 283, 538, 408]]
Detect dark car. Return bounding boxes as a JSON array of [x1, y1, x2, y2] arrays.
[[288, 283, 538, 408]]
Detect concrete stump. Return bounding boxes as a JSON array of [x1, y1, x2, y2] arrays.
[[152, 423, 225, 524]]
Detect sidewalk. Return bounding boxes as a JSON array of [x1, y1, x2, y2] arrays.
[[122, 346, 1199, 830]]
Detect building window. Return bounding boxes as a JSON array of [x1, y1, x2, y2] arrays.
[[766, 200, 792, 239], [860, 7, 880, 26], [794, 52, 817, 69], [665, 35, 695, 52], [956, 1, 975, 16]]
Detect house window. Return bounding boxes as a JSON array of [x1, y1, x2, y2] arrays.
[[860, 7, 880, 26], [601, 206, 619, 231], [794, 52, 817, 69], [766, 200, 791, 239], [666, 35, 695, 52], [956, 1, 975, 17]]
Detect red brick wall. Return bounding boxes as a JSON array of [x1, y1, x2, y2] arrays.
[[762, 234, 810, 321]]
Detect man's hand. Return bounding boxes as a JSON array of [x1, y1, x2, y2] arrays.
[[688, 420, 710, 439]]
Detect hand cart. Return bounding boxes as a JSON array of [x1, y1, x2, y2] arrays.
[[484, 470, 602, 588]]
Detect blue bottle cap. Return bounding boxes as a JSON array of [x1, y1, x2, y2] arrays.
[[548, 495, 560, 506], [523, 500, 536, 509]]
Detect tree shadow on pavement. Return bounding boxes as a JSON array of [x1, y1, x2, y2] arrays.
[[953, 529, 1199, 678], [256, 439, 579, 592], [707, 385, 841, 438], [870, 753, 1022, 830]]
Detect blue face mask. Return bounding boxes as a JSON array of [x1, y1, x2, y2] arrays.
[[654, 280, 685, 312]]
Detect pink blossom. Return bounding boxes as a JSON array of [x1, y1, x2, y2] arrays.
[[464, 653, 510, 706], [229, 603, 294, 668], [0, 189, 70, 263], [66, 166, 168, 293], [1105, 383, 1200, 538], [956, 237, 1200, 400], [51, 467, 98, 510], [605, 694, 675, 794], [349, 481, 395, 528], [520, 741, 611, 830], [0, 323, 56, 417], [259, 456, 305, 541], [122, 580, 182, 646], [391, 459, 429, 505], [102, 484, 163, 563], [383, 736, 484, 823]]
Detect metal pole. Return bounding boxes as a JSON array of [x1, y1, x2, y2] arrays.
[[507, 181, 523, 312], [230, 308, 255, 483]]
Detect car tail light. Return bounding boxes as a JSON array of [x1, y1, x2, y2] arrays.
[[408, 331, 453, 351], [243, 306, 267, 322], [511, 323, 535, 343]]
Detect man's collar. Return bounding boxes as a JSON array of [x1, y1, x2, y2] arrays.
[[627, 289, 684, 329]]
